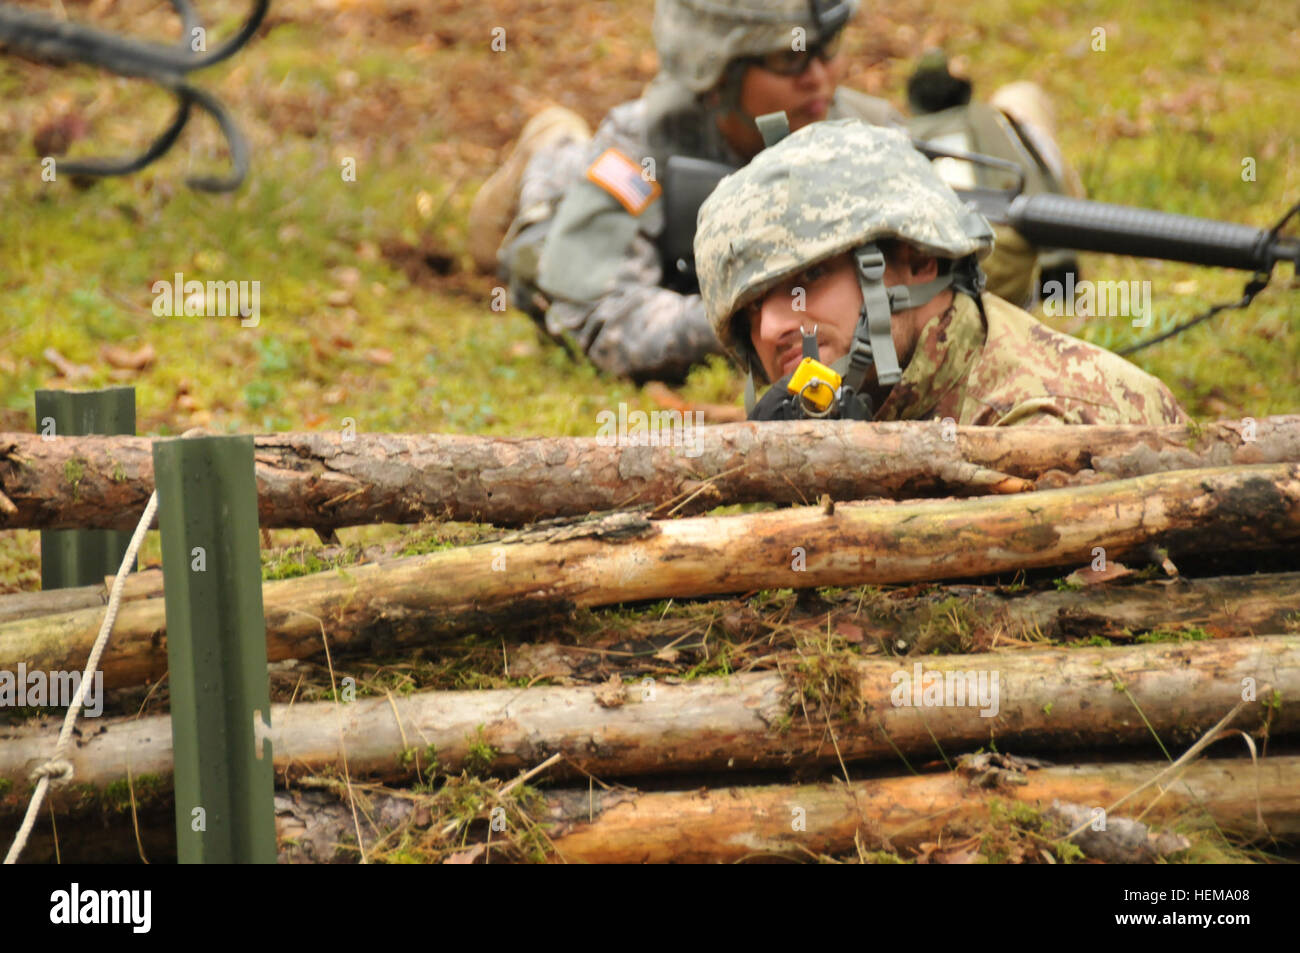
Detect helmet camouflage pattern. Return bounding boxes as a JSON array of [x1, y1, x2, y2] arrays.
[[653, 0, 859, 93], [695, 119, 996, 352]]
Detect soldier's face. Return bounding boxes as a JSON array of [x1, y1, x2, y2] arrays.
[[748, 247, 947, 386], [739, 51, 841, 131], [747, 253, 863, 382]]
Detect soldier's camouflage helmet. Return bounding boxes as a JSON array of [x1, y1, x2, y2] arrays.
[[653, 0, 859, 94], [696, 119, 996, 352]]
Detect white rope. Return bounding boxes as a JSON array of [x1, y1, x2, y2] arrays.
[[4, 490, 160, 864]]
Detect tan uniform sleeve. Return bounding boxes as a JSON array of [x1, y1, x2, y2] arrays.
[[535, 99, 726, 381], [544, 234, 724, 382]]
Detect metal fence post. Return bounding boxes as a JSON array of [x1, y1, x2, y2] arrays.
[[35, 387, 136, 589], [152, 434, 276, 864]]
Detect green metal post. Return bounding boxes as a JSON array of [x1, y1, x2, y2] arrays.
[[153, 435, 275, 864], [36, 387, 136, 589]]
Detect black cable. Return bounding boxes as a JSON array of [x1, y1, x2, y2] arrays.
[[1119, 199, 1300, 356], [58, 90, 192, 178], [0, 0, 268, 191]]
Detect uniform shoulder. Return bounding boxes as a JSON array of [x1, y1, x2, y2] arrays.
[[970, 294, 1188, 426], [980, 293, 1111, 364], [589, 97, 653, 157], [829, 87, 906, 127], [537, 97, 664, 304]]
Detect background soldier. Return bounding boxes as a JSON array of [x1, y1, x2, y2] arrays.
[[694, 119, 1187, 427], [469, 0, 1080, 384]]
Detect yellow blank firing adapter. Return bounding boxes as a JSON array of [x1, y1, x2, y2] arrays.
[[786, 357, 842, 416]]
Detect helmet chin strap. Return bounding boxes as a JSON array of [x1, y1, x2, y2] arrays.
[[833, 241, 956, 391]]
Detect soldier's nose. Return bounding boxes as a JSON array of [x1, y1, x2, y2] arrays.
[[799, 55, 832, 88]]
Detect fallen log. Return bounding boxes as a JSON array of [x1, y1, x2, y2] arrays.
[[13, 754, 1289, 864], [277, 784, 1193, 863], [3, 636, 1295, 802], [3, 464, 1299, 689], [0, 569, 163, 625], [865, 571, 1300, 649], [4, 567, 1295, 653], [267, 755, 1297, 862], [536, 756, 1298, 863], [2, 416, 1296, 530]]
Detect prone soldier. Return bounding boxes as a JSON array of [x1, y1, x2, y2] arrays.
[[468, 0, 1080, 383], [693, 119, 1188, 427]]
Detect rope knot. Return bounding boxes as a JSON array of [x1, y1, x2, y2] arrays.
[[30, 759, 74, 784]]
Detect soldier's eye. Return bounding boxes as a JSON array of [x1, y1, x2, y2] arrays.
[[801, 263, 829, 285], [762, 50, 804, 75], [753, 31, 843, 76]]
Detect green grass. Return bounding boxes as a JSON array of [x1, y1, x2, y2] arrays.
[[1134, 626, 1211, 644], [1, 0, 1297, 591], [939, 0, 1300, 417]]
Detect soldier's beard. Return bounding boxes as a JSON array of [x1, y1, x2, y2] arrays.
[[860, 301, 956, 408]]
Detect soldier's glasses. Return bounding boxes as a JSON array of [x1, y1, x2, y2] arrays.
[[751, 30, 844, 77]]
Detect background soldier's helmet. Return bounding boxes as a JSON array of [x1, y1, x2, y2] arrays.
[[695, 119, 996, 355], [653, 0, 859, 94]]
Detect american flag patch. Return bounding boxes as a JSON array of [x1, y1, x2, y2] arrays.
[[586, 148, 661, 216]]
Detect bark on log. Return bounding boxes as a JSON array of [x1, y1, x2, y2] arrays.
[[3, 567, 1295, 651], [3, 416, 1297, 530], [4, 636, 1295, 804], [0, 569, 163, 625], [3, 464, 1299, 690], [13, 755, 1290, 864], [869, 572, 1300, 648], [266, 756, 1298, 862], [536, 756, 1297, 863]]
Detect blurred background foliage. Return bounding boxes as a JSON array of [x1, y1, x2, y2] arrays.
[[1, 0, 1297, 588]]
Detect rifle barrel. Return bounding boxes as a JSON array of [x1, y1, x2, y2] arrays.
[[1006, 193, 1284, 272]]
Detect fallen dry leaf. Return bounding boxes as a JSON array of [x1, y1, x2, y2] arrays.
[[100, 342, 156, 371], [933, 836, 982, 864], [444, 843, 486, 865], [331, 265, 362, 288], [1064, 561, 1135, 587], [364, 348, 394, 366], [834, 622, 865, 643], [43, 347, 92, 381], [643, 381, 746, 423]]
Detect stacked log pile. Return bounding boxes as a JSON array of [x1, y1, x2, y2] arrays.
[[1, 417, 1297, 863]]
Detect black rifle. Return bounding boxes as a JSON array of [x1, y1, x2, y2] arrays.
[[664, 147, 1300, 354], [0, 0, 269, 190]]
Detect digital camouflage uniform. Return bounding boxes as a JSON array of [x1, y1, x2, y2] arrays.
[[499, 0, 1078, 384], [694, 119, 1188, 427], [529, 82, 901, 383], [497, 0, 901, 383]]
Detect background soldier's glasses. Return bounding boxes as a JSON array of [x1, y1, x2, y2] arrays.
[[751, 31, 844, 77]]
